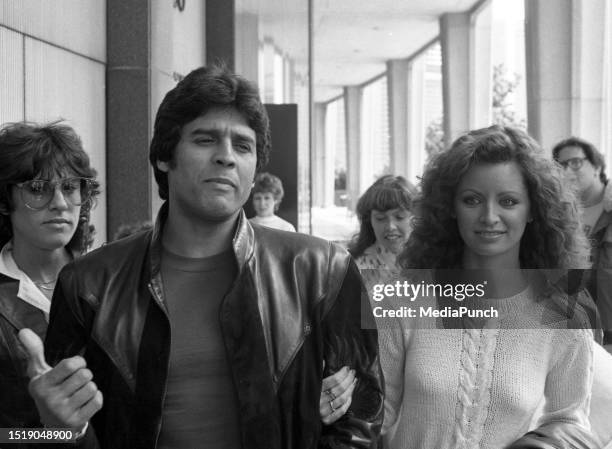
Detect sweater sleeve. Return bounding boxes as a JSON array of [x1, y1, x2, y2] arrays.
[[378, 305, 407, 435], [540, 329, 593, 428], [509, 329, 597, 449]]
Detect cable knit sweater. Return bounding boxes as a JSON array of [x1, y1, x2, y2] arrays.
[[380, 286, 595, 449]]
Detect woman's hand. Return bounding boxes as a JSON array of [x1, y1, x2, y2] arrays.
[[319, 366, 357, 425]]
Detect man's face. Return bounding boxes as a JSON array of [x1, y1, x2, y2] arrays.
[[157, 106, 257, 222], [556, 146, 601, 196]]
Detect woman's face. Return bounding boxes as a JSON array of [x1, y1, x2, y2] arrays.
[[9, 174, 82, 252], [453, 162, 531, 268], [370, 207, 413, 254]]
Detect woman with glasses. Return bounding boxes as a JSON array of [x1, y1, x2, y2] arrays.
[[0, 121, 99, 429], [553, 137, 612, 345]]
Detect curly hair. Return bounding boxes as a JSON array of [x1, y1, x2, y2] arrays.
[[348, 175, 418, 259], [552, 136, 608, 184], [398, 125, 590, 270], [252, 172, 284, 209], [0, 120, 100, 254], [150, 64, 271, 201]]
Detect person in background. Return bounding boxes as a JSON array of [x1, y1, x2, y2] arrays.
[[347, 175, 417, 287], [553, 137, 612, 345], [249, 171, 296, 232], [0, 121, 99, 431]]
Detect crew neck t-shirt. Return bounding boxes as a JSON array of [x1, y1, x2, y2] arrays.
[[157, 247, 240, 449]]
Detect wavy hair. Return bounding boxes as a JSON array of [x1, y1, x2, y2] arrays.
[[253, 172, 284, 210], [398, 125, 590, 270], [552, 136, 608, 184], [348, 175, 418, 259], [150, 64, 271, 201], [0, 120, 100, 254]]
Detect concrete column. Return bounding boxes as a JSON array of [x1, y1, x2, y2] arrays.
[[387, 59, 410, 177], [407, 58, 426, 184], [206, 0, 235, 69], [525, 0, 606, 150], [470, 3, 493, 128], [312, 103, 326, 207], [107, 0, 152, 238], [440, 12, 471, 147], [262, 38, 276, 103], [344, 86, 362, 211], [235, 12, 259, 85]]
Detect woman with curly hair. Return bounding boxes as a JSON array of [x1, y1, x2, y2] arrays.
[[379, 125, 599, 448], [0, 121, 99, 428]]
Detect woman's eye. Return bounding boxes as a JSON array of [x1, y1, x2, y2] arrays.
[[462, 196, 480, 206], [500, 198, 518, 207]]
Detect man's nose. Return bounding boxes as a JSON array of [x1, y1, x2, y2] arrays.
[[213, 139, 236, 167]]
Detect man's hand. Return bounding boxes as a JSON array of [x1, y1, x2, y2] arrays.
[[18, 328, 103, 430], [319, 366, 357, 425]]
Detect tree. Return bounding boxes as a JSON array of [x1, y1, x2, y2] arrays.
[[425, 116, 445, 161], [492, 63, 526, 129]]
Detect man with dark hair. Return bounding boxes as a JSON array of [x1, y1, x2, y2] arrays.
[[21, 65, 383, 448], [553, 136, 612, 345]]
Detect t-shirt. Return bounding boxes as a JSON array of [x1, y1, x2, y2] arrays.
[[249, 214, 296, 232], [583, 200, 604, 235], [157, 247, 241, 449]]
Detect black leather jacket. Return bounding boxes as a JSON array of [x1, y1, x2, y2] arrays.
[[0, 276, 46, 431], [44, 205, 384, 449]]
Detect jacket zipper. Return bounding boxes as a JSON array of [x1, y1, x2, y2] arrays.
[[148, 281, 171, 448]]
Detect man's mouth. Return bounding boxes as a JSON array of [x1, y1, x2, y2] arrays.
[[205, 178, 236, 188]]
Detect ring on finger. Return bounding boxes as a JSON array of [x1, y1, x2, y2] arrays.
[[326, 389, 336, 401], [329, 399, 337, 412]]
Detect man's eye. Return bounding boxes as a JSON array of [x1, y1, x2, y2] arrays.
[[195, 137, 214, 144], [235, 143, 252, 152]]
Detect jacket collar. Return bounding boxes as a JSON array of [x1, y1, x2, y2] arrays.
[[0, 241, 51, 317], [149, 202, 255, 277]]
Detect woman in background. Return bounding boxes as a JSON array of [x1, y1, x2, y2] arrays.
[[0, 121, 99, 429], [348, 175, 418, 282]]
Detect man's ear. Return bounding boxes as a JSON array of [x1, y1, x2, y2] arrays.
[[157, 160, 170, 173], [595, 165, 603, 180]]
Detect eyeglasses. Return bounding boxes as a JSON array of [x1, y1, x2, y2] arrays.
[[15, 177, 94, 210], [558, 157, 587, 171]]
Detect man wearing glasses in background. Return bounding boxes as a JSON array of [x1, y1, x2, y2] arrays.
[[553, 137, 612, 345]]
